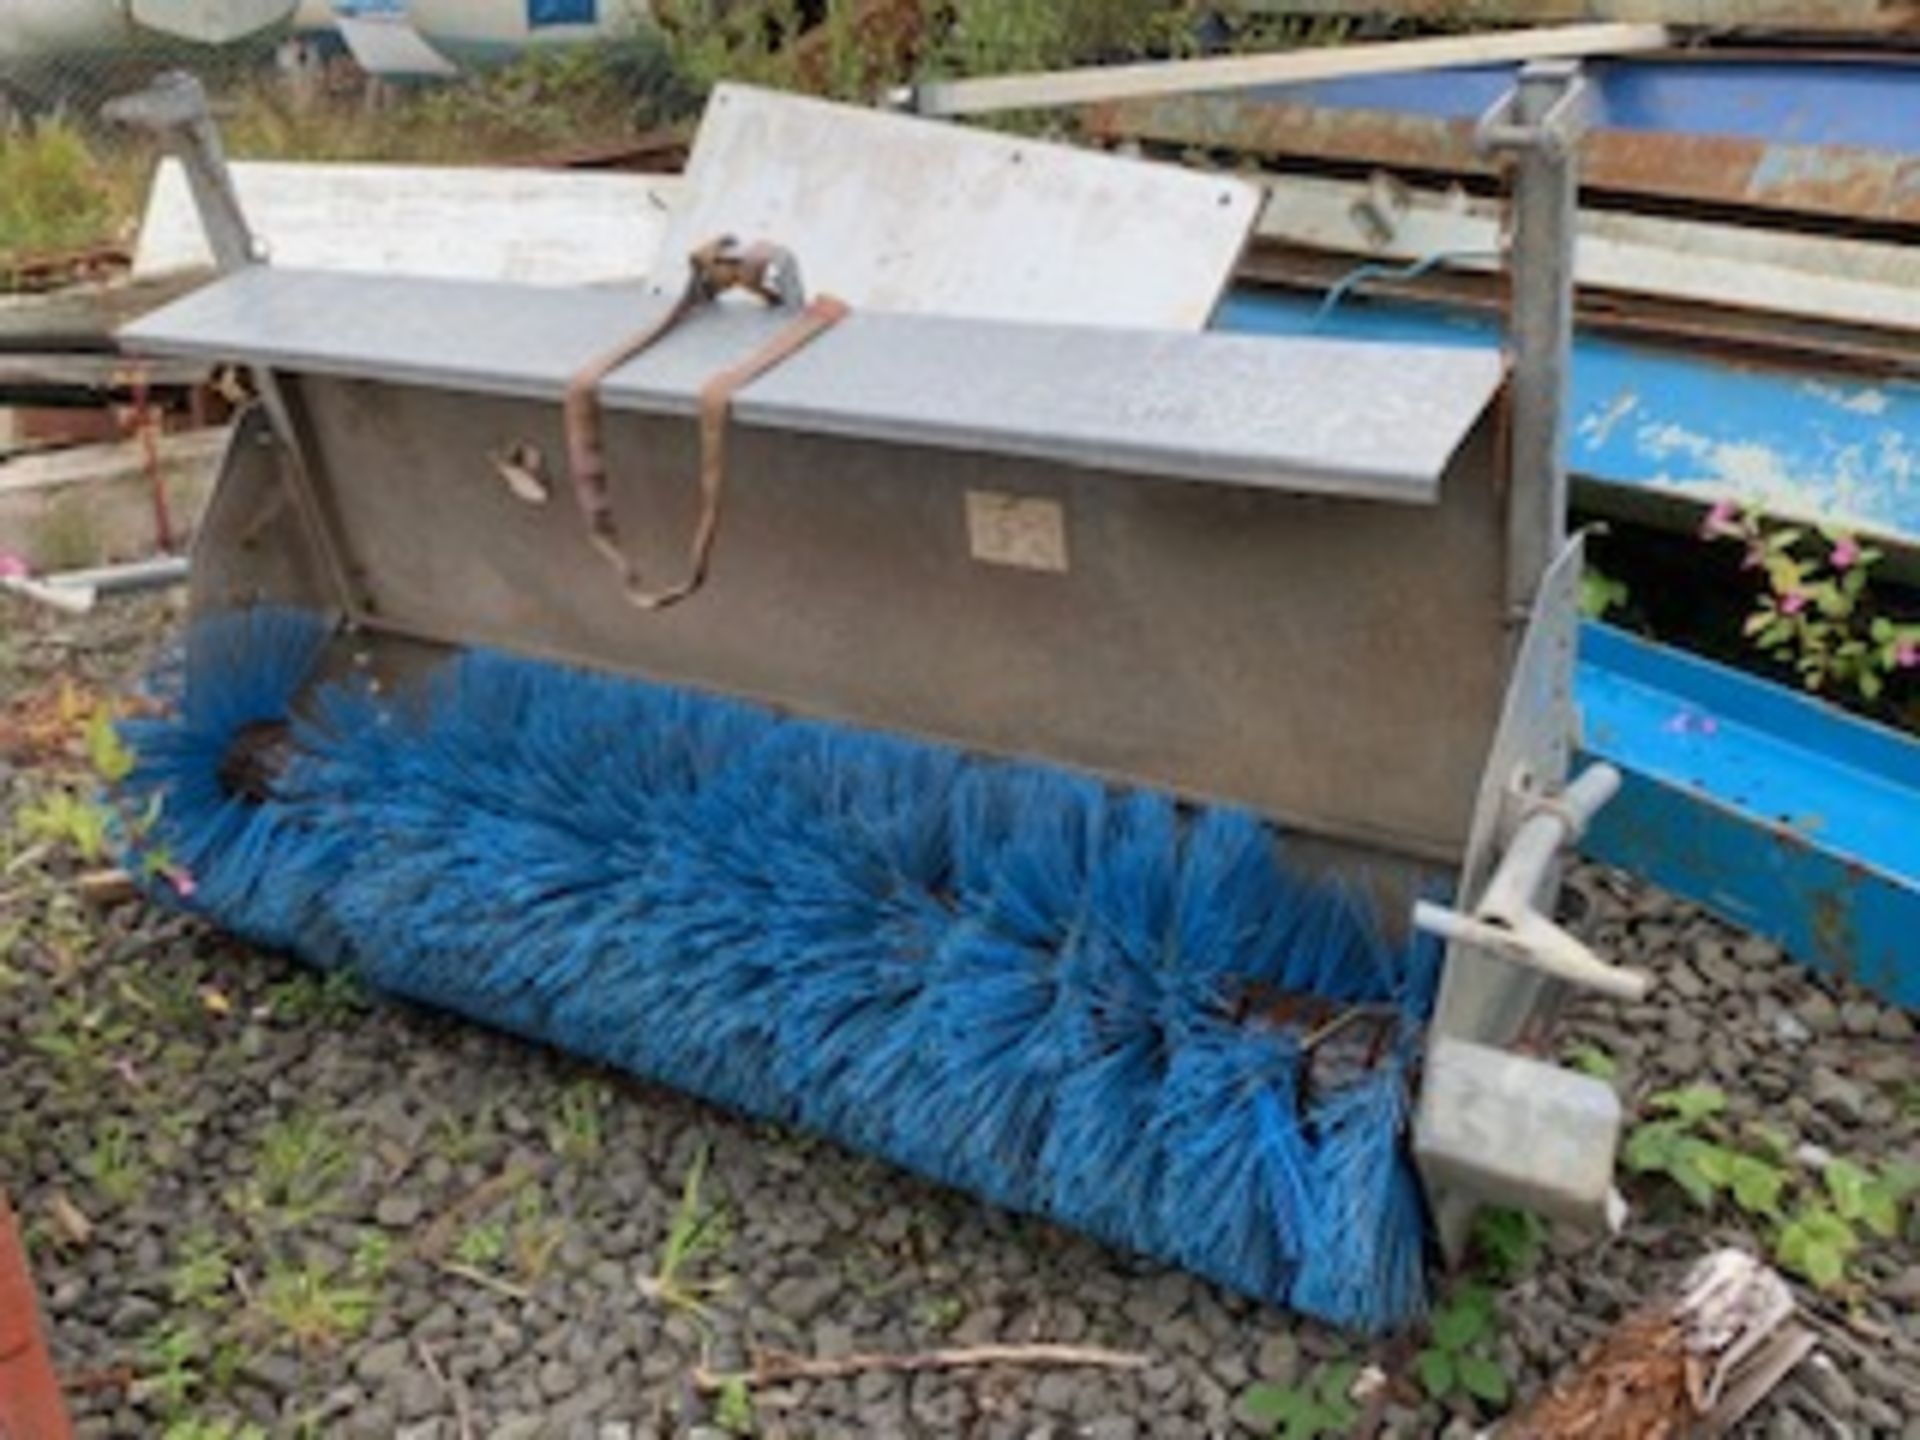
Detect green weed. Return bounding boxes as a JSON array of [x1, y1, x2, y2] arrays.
[[350, 1229, 394, 1283], [170, 1231, 233, 1310], [17, 787, 113, 863], [237, 1112, 350, 1228], [550, 1077, 610, 1162], [1469, 1207, 1546, 1285], [161, 1420, 268, 1440], [1238, 1361, 1359, 1439], [455, 1218, 509, 1269], [640, 1142, 730, 1317], [1416, 1285, 1510, 1410], [257, 1260, 375, 1349], [0, 123, 122, 258], [142, 1320, 207, 1414], [1624, 1084, 1920, 1291], [265, 969, 369, 1025], [1563, 1042, 1618, 1081], [714, 1373, 756, 1435], [81, 1118, 146, 1207]]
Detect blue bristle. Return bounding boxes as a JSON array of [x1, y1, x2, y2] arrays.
[[119, 606, 1449, 1331], [1289, 1058, 1430, 1332]]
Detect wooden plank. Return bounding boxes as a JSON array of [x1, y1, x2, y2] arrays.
[[907, 21, 1670, 117], [1237, 0, 1915, 32], [0, 428, 227, 571], [0, 273, 207, 351], [0, 353, 212, 393]]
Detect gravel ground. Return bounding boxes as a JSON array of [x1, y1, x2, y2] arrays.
[[3, 594, 1916, 1438]]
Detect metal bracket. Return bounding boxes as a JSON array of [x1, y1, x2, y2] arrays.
[[1474, 59, 1589, 160], [106, 72, 365, 626], [104, 73, 261, 271], [1413, 764, 1651, 1002]]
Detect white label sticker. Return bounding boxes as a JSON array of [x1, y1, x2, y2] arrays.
[[965, 491, 1068, 573]]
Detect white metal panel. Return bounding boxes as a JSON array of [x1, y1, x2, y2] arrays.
[[130, 0, 296, 44], [134, 160, 680, 285], [650, 84, 1262, 332], [334, 13, 458, 77], [0, 0, 133, 63], [403, 0, 648, 65]]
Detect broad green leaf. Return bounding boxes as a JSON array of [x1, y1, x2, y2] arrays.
[[1416, 1349, 1456, 1399], [1317, 1362, 1359, 1407], [1803, 1242, 1847, 1290], [1648, 1085, 1727, 1125], [1667, 1141, 1723, 1209], [1623, 1120, 1684, 1174], [1236, 1383, 1298, 1425], [1729, 1155, 1787, 1219], [1859, 1181, 1902, 1239], [1690, 1142, 1736, 1188], [1565, 1044, 1618, 1081], [1824, 1158, 1873, 1222], [1459, 1354, 1512, 1407], [1431, 1306, 1481, 1352]]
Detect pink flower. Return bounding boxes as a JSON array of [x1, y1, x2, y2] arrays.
[[1897, 640, 1919, 670], [0, 551, 27, 580], [1700, 500, 1742, 540], [1780, 590, 1808, 616], [168, 866, 198, 899], [1830, 535, 1862, 569]]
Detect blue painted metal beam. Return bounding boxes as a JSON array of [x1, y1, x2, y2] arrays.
[[1217, 292, 1920, 1004], [1218, 289, 1920, 550], [1578, 621, 1920, 1008], [1236, 59, 1920, 154]]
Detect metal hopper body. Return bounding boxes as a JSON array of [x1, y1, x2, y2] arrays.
[[113, 72, 1643, 1327]]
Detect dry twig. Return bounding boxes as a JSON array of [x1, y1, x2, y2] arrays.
[[694, 1342, 1149, 1393]]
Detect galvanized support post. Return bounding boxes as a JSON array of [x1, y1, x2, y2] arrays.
[[1478, 59, 1586, 633], [105, 73, 367, 623], [103, 73, 259, 271]]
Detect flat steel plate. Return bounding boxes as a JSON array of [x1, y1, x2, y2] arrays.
[[650, 84, 1260, 331], [123, 267, 1505, 501]]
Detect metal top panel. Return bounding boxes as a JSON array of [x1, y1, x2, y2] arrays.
[[650, 84, 1259, 332], [123, 266, 1504, 501]]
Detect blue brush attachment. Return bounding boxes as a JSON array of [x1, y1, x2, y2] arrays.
[[120, 607, 1445, 1331]]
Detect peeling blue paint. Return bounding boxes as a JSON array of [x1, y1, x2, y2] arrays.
[[1217, 290, 1920, 547], [1578, 623, 1920, 1008], [1237, 60, 1920, 154]]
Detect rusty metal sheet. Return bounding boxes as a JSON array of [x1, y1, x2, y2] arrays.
[[1235, 0, 1917, 29], [1088, 95, 1920, 229]]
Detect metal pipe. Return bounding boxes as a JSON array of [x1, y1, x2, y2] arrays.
[[103, 73, 259, 270], [1479, 60, 1585, 632], [43, 555, 191, 594], [1412, 763, 1651, 1002], [894, 23, 1665, 118], [105, 73, 366, 626]]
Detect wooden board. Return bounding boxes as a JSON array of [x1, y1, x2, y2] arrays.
[[0, 428, 226, 570], [135, 160, 681, 286], [1253, 173, 1920, 334]]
